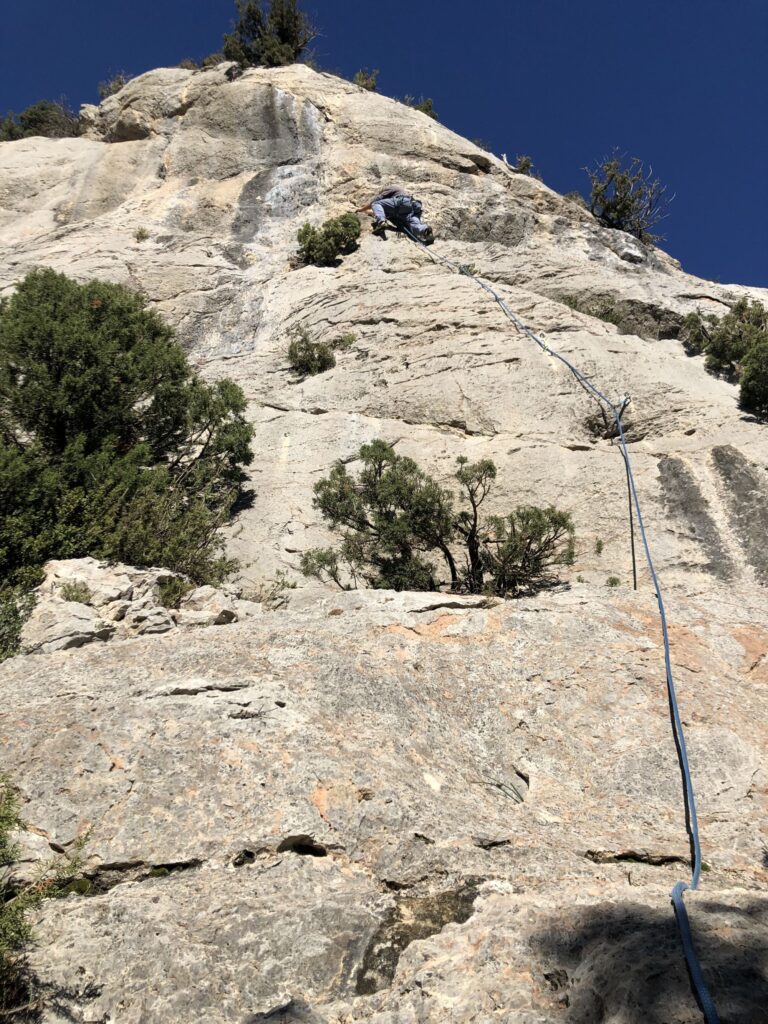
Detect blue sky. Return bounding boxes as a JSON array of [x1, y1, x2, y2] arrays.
[[2, 0, 766, 286]]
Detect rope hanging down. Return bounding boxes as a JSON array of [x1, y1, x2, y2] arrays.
[[398, 224, 721, 1024]]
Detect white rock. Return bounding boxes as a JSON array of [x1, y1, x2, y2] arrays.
[[39, 558, 134, 608], [179, 586, 237, 625], [20, 600, 115, 655], [123, 603, 175, 636]]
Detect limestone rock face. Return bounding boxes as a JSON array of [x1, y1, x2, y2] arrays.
[[1, 588, 767, 1022], [1, 63, 766, 593], [1, 64, 767, 1023]]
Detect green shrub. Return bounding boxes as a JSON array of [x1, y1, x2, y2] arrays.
[[0, 268, 253, 588], [1, 779, 86, 1014], [564, 190, 587, 208], [59, 581, 92, 604], [0, 100, 79, 141], [679, 311, 711, 356], [681, 298, 768, 418], [97, 73, 132, 100], [0, 584, 36, 663], [178, 58, 200, 70], [201, 52, 226, 67], [332, 332, 356, 351], [514, 154, 542, 179], [301, 440, 574, 596], [296, 213, 361, 266], [585, 151, 671, 243], [704, 299, 765, 378], [594, 538, 604, 555], [223, 0, 315, 68], [606, 575, 620, 588], [288, 329, 335, 375], [240, 569, 296, 609], [353, 68, 378, 91], [157, 577, 194, 609], [403, 95, 438, 120], [134, 227, 150, 242], [739, 336, 768, 419]]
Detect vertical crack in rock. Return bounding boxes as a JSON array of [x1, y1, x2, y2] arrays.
[[658, 456, 736, 580], [355, 881, 481, 995], [712, 446, 768, 584]]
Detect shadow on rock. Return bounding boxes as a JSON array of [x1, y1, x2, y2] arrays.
[[532, 897, 768, 1023]]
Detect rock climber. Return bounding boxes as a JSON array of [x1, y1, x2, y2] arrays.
[[357, 186, 434, 244]]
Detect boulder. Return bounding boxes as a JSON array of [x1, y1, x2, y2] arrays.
[[122, 598, 175, 636], [177, 585, 238, 626], [20, 600, 115, 655], [39, 557, 134, 608]]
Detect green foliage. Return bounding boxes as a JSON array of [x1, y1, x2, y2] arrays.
[[97, 73, 131, 100], [332, 332, 356, 351], [606, 576, 621, 587], [594, 538, 604, 555], [1, 778, 87, 1015], [59, 581, 92, 604], [296, 213, 361, 266], [157, 576, 193, 609], [202, 52, 226, 67], [585, 151, 671, 243], [403, 95, 438, 120], [564, 190, 587, 208], [223, 0, 314, 68], [679, 312, 710, 356], [0, 584, 36, 663], [134, 227, 150, 242], [353, 68, 378, 91], [0, 268, 253, 587], [0, 100, 79, 141], [705, 299, 765, 378], [178, 58, 200, 70], [288, 329, 335, 376], [680, 298, 768, 418], [241, 569, 296, 609], [302, 441, 575, 597], [303, 440, 453, 591], [514, 154, 542, 179], [739, 336, 768, 419], [479, 506, 575, 597]]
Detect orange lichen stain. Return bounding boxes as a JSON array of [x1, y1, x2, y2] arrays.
[[385, 613, 474, 642], [238, 740, 260, 753], [311, 784, 331, 825], [733, 625, 768, 681]]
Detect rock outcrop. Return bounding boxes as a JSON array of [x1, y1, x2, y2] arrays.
[[2, 587, 767, 1022], [19, 558, 260, 654], [1, 63, 767, 1023]]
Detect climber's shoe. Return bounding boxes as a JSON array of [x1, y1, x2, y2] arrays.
[[420, 226, 435, 245], [372, 219, 387, 235]]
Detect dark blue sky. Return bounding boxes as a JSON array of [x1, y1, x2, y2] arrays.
[[2, 0, 766, 286]]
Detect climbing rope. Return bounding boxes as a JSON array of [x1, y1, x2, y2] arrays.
[[396, 224, 721, 1024]]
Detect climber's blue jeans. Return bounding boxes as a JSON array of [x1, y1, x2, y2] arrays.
[[372, 195, 427, 235]]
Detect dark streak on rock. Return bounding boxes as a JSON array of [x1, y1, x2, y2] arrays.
[[356, 880, 481, 995]]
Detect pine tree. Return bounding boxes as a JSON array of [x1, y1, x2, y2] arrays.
[[0, 269, 253, 587], [222, 0, 314, 68]]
